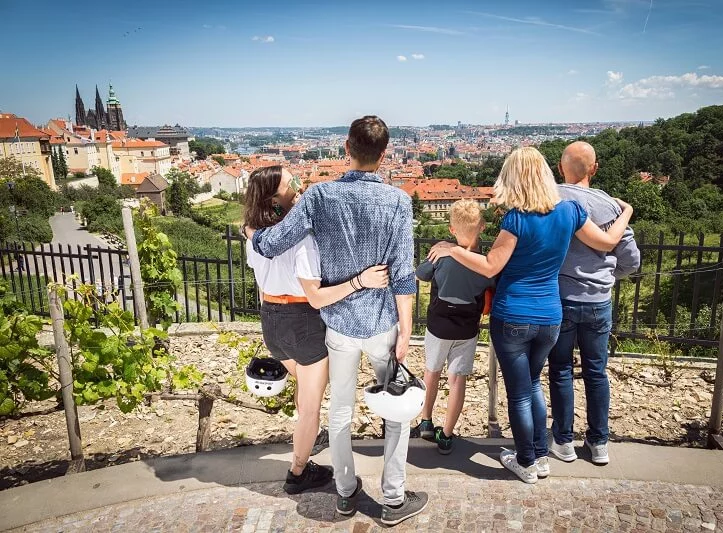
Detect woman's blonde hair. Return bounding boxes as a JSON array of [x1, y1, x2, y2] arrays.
[[494, 147, 560, 213]]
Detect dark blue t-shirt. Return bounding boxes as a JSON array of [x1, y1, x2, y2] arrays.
[[492, 200, 588, 325]]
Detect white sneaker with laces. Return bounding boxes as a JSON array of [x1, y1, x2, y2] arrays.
[[500, 449, 538, 484], [535, 456, 550, 478], [585, 439, 609, 465], [550, 439, 578, 462]]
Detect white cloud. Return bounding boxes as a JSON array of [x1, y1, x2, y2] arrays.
[[698, 65, 711, 70], [252, 35, 275, 43], [568, 69, 578, 75], [202, 24, 212, 29], [397, 55, 408, 62], [411, 54, 425, 60], [617, 72, 723, 100], [606, 71, 624, 86], [388, 24, 464, 35]]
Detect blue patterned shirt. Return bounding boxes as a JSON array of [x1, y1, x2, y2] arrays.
[[252, 170, 415, 338]]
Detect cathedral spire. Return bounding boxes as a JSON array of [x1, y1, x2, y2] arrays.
[[94, 85, 107, 129], [75, 85, 87, 126]]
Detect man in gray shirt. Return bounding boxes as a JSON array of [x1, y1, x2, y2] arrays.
[[548, 141, 640, 466]]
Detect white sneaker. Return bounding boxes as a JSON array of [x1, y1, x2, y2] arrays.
[[500, 450, 538, 484], [535, 456, 550, 478], [585, 439, 609, 465], [550, 440, 578, 462]]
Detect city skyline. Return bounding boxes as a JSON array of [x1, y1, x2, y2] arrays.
[[2, 0, 722, 127]]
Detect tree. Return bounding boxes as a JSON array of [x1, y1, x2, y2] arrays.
[[166, 169, 200, 218], [58, 148, 68, 179], [418, 152, 437, 164], [212, 155, 225, 166], [624, 179, 667, 222], [412, 192, 423, 218], [92, 166, 117, 189], [51, 149, 60, 179]]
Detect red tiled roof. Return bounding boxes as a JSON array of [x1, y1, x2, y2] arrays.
[[0, 114, 50, 140], [121, 172, 150, 186], [112, 139, 167, 149]]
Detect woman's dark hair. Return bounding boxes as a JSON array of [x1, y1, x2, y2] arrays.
[[244, 165, 283, 229]]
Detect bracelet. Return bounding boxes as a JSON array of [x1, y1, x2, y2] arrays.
[[350, 277, 359, 291], [356, 275, 366, 289]]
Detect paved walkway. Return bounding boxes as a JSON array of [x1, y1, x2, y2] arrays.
[[2, 438, 722, 532]]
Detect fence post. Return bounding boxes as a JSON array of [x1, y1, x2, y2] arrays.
[[196, 383, 221, 452], [488, 342, 501, 438], [225, 225, 236, 322], [707, 312, 723, 449], [48, 286, 85, 474], [122, 207, 149, 330]]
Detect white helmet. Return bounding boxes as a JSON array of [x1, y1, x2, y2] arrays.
[[245, 357, 288, 397], [364, 355, 426, 423]]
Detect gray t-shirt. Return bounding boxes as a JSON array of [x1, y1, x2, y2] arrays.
[[557, 184, 641, 302]]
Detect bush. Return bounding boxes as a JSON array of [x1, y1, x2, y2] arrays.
[[72, 171, 86, 180], [17, 213, 53, 243]]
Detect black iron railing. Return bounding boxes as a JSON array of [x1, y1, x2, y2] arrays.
[[1, 229, 720, 351]]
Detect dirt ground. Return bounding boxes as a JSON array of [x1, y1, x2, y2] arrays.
[[0, 333, 717, 490]]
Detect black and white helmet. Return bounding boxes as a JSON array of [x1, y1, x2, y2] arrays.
[[364, 354, 426, 423], [245, 356, 288, 397]]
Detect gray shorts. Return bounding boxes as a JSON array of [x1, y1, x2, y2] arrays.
[[424, 329, 477, 376]]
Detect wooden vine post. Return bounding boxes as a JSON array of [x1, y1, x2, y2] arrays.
[[196, 383, 222, 452], [48, 285, 86, 474], [122, 207, 149, 330]]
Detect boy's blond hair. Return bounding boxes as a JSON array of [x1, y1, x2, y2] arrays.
[[449, 199, 483, 236], [494, 146, 560, 214]]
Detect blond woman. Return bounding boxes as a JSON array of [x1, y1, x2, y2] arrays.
[[428, 147, 632, 483]]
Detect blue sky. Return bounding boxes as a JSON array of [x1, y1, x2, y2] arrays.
[[2, 0, 722, 127]]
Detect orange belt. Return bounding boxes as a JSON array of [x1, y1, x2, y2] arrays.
[[263, 294, 309, 304]]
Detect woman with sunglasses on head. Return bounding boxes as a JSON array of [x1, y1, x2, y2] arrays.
[[244, 165, 389, 495]]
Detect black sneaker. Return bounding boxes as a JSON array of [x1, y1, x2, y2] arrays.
[[434, 426, 453, 455], [310, 427, 329, 456], [411, 419, 434, 439], [282, 460, 333, 495], [381, 491, 429, 526], [336, 476, 362, 516]]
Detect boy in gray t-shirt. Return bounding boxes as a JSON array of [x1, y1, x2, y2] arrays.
[[414, 200, 494, 455]]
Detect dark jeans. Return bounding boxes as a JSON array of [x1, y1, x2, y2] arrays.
[[548, 299, 612, 445], [491, 317, 560, 468]]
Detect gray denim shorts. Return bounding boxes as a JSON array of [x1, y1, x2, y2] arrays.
[[424, 328, 478, 376]]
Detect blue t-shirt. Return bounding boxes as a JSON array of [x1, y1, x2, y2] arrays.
[[492, 200, 588, 325]]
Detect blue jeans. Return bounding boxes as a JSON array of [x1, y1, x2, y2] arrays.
[[491, 317, 560, 468], [548, 299, 612, 446]]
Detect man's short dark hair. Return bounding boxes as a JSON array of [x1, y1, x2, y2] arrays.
[[347, 116, 389, 166]]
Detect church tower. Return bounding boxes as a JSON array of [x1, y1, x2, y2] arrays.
[[93, 85, 107, 129], [505, 105, 510, 127], [75, 85, 87, 126], [106, 84, 126, 131]]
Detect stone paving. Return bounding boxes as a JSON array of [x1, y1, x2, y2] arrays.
[[13, 474, 723, 533]]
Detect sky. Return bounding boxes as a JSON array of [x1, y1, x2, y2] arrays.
[[2, 0, 722, 127]]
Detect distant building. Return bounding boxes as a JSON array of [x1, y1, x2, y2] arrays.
[[75, 84, 127, 131], [112, 139, 171, 176], [208, 166, 248, 195], [127, 125, 191, 158], [400, 178, 494, 220], [0, 113, 56, 188], [135, 173, 169, 212]]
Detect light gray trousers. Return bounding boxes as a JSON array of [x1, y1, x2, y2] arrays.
[[325, 325, 410, 505]]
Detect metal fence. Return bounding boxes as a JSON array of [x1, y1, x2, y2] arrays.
[[1, 229, 721, 351]]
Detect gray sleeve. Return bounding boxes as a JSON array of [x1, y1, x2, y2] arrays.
[[415, 260, 434, 282], [612, 226, 641, 279]]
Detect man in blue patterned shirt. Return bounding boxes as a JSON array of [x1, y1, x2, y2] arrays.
[[247, 116, 427, 525]]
